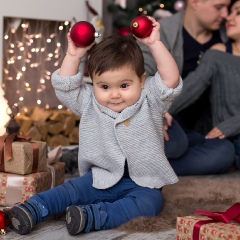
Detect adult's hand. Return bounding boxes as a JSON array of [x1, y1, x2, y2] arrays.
[[164, 112, 173, 126], [163, 112, 173, 141], [206, 127, 226, 139]]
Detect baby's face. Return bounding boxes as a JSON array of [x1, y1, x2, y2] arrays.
[[93, 65, 145, 112]]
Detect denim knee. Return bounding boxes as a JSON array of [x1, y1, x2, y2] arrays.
[[133, 189, 164, 216], [235, 155, 240, 169], [164, 120, 188, 159], [219, 139, 235, 158], [233, 136, 240, 169], [215, 139, 235, 172]]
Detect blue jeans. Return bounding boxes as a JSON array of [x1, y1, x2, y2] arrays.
[[233, 135, 240, 169], [28, 172, 163, 232], [165, 120, 235, 175]]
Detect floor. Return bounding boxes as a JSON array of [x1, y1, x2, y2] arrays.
[[1, 172, 177, 240], [1, 219, 176, 240]]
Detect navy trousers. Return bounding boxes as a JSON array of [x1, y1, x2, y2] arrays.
[[233, 135, 240, 169], [28, 172, 163, 232], [165, 120, 235, 175]]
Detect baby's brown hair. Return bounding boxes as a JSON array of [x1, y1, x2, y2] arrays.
[[87, 34, 145, 79]]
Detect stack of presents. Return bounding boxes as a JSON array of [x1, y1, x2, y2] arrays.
[[0, 133, 65, 207]]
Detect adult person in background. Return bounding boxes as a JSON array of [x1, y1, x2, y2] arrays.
[[170, 0, 240, 169], [143, 0, 229, 133], [139, 0, 235, 175]]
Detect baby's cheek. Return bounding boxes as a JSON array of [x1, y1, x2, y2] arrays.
[[95, 92, 108, 105]]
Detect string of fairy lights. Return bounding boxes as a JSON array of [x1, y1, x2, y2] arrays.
[[2, 1, 184, 114], [3, 17, 71, 111], [138, 3, 165, 14]]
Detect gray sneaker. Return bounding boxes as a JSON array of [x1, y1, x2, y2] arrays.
[[3, 206, 34, 235], [66, 206, 86, 235]]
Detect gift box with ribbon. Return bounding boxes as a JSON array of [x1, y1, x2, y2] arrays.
[[176, 203, 240, 240], [0, 134, 47, 175], [47, 162, 65, 188], [0, 171, 52, 206], [0, 146, 65, 207], [46, 145, 65, 188]]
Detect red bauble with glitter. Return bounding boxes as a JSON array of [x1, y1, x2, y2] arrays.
[[130, 15, 153, 38], [0, 210, 9, 235], [70, 21, 100, 47]]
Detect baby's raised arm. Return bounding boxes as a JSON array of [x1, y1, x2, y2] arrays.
[[135, 17, 180, 88], [59, 33, 94, 77]]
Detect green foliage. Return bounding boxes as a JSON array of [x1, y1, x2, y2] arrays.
[[108, 0, 177, 31]]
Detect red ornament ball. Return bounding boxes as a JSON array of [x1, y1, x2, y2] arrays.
[[70, 21, 96, 47], [130, 15, 153, 38], [0, 210, 9, 232], [117, 27, 131, 36]]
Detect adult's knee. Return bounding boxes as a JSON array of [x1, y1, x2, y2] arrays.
[[210, 138, 235, 172], [214, 139, 235, 160], [216, 139, 235, 160], [165, 120, 188, 159]]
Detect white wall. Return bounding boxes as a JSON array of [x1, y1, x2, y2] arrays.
[[0, 0, 102, 84]]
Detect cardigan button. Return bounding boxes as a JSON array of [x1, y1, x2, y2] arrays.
[[124, 119, 130, 126]]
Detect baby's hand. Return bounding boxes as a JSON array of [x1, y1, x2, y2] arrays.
[[66, 32, 95, 59], [134, 17, 160, 46]]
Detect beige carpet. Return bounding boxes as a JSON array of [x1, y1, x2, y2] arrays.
[[118, 170, 240, 233]]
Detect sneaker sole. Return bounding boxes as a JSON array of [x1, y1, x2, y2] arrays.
[[5, 206, 33, 235], [66, 206, 86, 235]]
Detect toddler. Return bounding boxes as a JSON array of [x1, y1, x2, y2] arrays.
[[4, 17, 182, 235]]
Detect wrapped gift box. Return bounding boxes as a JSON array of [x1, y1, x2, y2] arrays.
[[0, 171, 51, 206], [47, 162, 65, 188], [0, 162, 66, 207], [176, 215, 240, 240], [1, 140, 47, 175]]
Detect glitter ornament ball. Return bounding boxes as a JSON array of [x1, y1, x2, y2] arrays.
[[0, 210, 9, 235], [70, 21, 100, 47], [130, 15, 153, 38]]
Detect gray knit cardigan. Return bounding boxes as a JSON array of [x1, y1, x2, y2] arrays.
[[170, 50, 240, 138], [51, 70, 182, 189]]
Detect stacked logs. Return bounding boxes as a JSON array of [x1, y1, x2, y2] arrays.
[[15, 106, 80, 147]]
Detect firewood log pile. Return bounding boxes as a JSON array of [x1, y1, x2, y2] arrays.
[[15, 106, 80, 147]]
